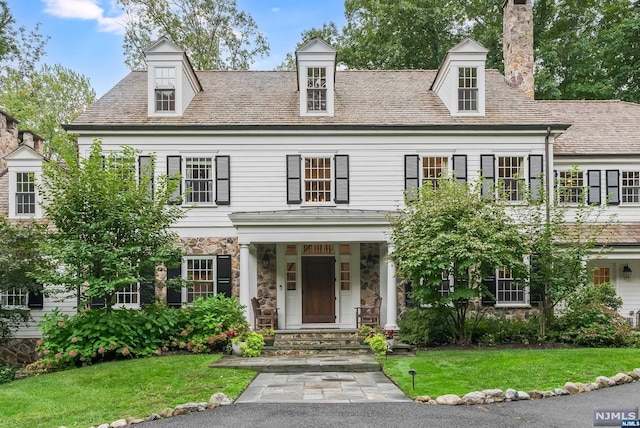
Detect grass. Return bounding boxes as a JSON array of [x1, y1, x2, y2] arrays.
[[0, 354, 256, 428], [382, 348, 640, 398]]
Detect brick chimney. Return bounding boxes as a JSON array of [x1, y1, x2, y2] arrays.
[[503, 0, 534, 98]]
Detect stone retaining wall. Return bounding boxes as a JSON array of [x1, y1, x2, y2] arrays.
[[0, 338, 39, 364]]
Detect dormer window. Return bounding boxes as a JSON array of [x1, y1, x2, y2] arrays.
[[16, 172, 36, 214], [458, 67, 478, 112], [307, 67, 327, 112], [155, 67, 176, 112]]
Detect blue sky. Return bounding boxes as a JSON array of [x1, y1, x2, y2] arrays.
[[8, 0, 347, 97]]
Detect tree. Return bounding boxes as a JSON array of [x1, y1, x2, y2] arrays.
[[0, 64, 96, 159], [0, 219, 49, 343], [38, 140, 185, 309], [520, 168, 615, 337], [276, 22, 342, 71], [118, 0, 269, 70], [389, 178, 527, 344]]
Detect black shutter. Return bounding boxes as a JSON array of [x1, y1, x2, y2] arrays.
[[90, 296, 106, 309], [481, 269, 496, 306], [334, 155, 349, 204], [404, 155, 420, 199], [166, 266, 182, 308], [216, 255, 232, 298], [27, 291, 43, 309], [287, 155, 302, 204], [587, 170, 601, 205], [167, 156, 182, 205], [139, 155, 154, 196], [215, 156, 230, 205], [452, 155, 467, 183], [404, 281, 413, 308], [139, 264, 156, 307], [481, 155, 495, 198], [528, 155, 543, 201], [606, 170, 620, 205], [528, 254, 543, 306]]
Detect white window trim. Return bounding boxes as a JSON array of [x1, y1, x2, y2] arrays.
[[621, 171, 640, 205], [113, 283, 140, 309], [0, 287, 29, 308], [299, 65, 335, 117], [301, 154, 336, 206], [494, 267, 529, 307], [495, 155, 527, 203], [556, 170, 586, 206], [420, 155, 451, 187], [451, 64, 486, 117], [182, 256, 218, 303], [182, 155, 216, 207], [9, 169, 43, 219], [148, 65, 181, 117]]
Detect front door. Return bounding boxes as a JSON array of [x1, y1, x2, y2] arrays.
[[302, 256, 335, 323]]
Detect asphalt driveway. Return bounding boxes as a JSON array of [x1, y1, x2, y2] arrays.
[[140, 379, 640, 428]]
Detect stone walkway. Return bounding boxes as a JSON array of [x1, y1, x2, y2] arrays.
[[211, 354, 413, 403], [236, 371, 412, 403]]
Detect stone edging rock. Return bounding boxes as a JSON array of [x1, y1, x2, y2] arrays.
[[54, 392, 233, 428], [414, 368, 640, 405]]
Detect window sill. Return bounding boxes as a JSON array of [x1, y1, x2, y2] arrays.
[[495, 303, 531, 309], [182, 204, 217, 208]]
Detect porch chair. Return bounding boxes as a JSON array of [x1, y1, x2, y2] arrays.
[[251, 297, 278, 330], [355, 296, 382, 328]]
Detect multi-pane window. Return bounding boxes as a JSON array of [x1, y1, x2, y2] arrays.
[[593, 267, 610, 285], [286, 262, 297, 290], [155, 67, 176, 112], [458, 67, 478, 111], [557, 170, 585, 204], [185, 157, 213, 204], [340, 262, 351, 291], [422, 157, 448, 188], [438, 271, 451, 297], [115, 284, 139, 305], [307, 67, 327, 112], [498, 156, 524, 201], [496, 267, 525, 304], [15, 172, 35, 214], [304, 157, 331, 203], [622, 171, 640, 203], [1, 287, 27, 306], [186, 258, 215, 302]]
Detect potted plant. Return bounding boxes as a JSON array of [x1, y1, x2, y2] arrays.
[[232, 331, 264, 357], [259, 328, 276, 346], [383, 329, 395, 348], [364, 331, 389, 356]]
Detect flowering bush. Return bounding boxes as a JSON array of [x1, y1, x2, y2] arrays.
[[37, 295, 248, 369]]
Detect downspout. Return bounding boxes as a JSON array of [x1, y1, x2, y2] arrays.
[[542, 126, 552, 337]]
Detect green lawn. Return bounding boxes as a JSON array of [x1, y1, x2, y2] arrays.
[[0, 354, 256, 428], [381, 348, 640, 398]]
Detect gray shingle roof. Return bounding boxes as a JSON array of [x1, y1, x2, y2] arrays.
[[70, 69, 562, 128], [539, 100, 640, 155]]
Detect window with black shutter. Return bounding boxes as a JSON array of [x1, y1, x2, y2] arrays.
[[166, 266, 183, 308]]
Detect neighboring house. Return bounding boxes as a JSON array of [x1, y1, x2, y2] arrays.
[[5, 0, 640, 340]]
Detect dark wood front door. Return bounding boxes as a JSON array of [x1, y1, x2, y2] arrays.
[[302, 256, 335, 323]]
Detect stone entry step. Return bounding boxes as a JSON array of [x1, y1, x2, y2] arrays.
[[262, 329, 412, 356], [210, 354, 382, 373]]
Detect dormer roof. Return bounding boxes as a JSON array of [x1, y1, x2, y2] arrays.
[[295, 38, 337, 91]]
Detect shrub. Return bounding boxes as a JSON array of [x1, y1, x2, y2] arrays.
[[37, 296, 248, 369], [0, 362, 16, 384], [552, 283, 632, 347], [364, 332, 389, 355], [473, 315, 540, 346], [397, 307, 453, 346]]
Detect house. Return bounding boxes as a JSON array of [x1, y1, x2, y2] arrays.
[[3, 0, 640, 345]]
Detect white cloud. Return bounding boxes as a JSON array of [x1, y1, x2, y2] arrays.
[[271, 7, 280, 12], [42, 0, 126, 34]]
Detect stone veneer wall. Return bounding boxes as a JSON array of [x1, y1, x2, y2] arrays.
[[0, 172, 8, 216], [256, 244, 277, 315], [359, 243, 380, 306], [503, 0, 535, 98], [0, 112, 20, 172], [181, 237, 240, 297], [0, 338, 38, 364]]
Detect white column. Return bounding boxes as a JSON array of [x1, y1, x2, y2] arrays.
[[239, 243, 251, 323], [384, 243, 399, 330]]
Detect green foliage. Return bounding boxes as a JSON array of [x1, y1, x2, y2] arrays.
[[118, 0, 269, 71], [389, 177, 527, 344], [0, 64, 96, 158], [474, 315, 541, 346], [364, 332, 389, 355], [36, 296, 247, 369], [0, 361, 16, 384], [0, 219, 49, 343], [397, 307, 453, 346], [551, 283, 632, 347], [238, 331, 264, 357], [38, 140, 185, 307]]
